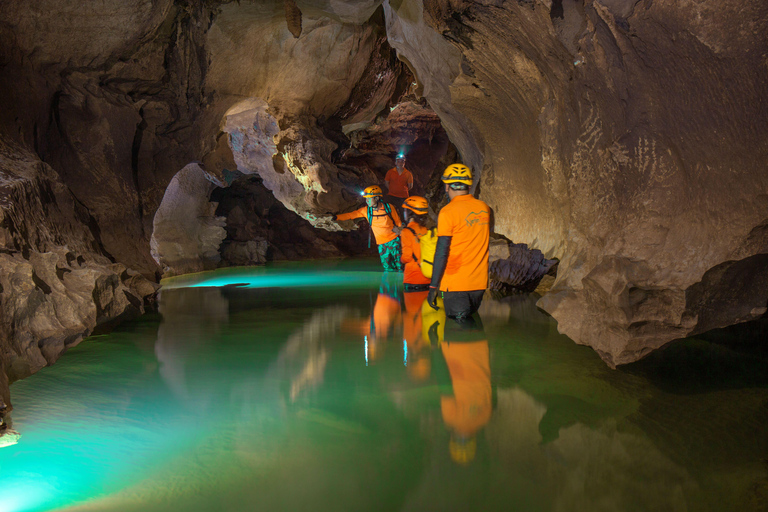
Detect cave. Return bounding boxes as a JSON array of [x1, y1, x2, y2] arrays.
[[1, 0, 767, 509]]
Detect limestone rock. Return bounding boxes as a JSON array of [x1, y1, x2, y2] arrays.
[[212, 174, 370, 263], [489, 239, 558, 293], [386, 0, 768, 365], [220, 239, 269, 267], [150, 163, 227, 276], [0, 141, 158, 413]]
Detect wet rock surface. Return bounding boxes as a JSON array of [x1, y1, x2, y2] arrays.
[[0, 0, 766, 378], [212, 174, 370, 263], [386, 0, 768, 365], [489, 238, 559, 293], [0, 141, 157, 412]]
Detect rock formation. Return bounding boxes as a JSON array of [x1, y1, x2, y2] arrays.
[[0, 0, 766, 414], [489, 238, 558, 293], [0, 140, 157, 414], [385, 0, 768, 365]]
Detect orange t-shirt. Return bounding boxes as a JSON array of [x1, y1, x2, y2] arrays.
[[400, 221, 430, 286], [436, 194, 490, 292], [441, 341, 492, 437], [385, 167, 413, 198], [336, 203, 401, 245]]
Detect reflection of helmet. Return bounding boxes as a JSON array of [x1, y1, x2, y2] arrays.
[[449, 435, 477, 465], [441, 164, 473, 186], [403, 196, 428, 214], [362, 185, 383, 198]]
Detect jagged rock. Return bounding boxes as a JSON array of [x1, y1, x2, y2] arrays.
[[0, 141, 158, 412], [212, 174, 370, 263], [489, 239, 558, 293], [386, 0, 768, 365], [220, 239, 269, 267]]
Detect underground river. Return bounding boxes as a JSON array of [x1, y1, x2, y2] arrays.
[[2, 261, 768, 512]]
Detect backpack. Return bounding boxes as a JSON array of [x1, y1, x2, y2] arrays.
[[366, 202, 397, 248], [406, 225, 438, 279]]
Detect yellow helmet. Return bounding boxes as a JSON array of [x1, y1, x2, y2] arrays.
[[403, 196, 428, 214], [441, 164, 473, 186], [362, 185, 383, 198], [449, 436, 477, 465]]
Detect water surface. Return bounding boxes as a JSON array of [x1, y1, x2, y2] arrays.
[[3, 262, 768, 512]]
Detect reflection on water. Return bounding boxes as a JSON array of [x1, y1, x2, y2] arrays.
[[2, 263, 768, 512]]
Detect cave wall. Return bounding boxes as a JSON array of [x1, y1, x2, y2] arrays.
[[0, 140, 157, 412], [0, 0, 766, 407], [384, 0, 768, 365]]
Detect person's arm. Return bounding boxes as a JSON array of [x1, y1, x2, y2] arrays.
[[335, 206, 366, 222], [391, 205, 403, 227], [407, 170, 413, 190], [427, 236, 451, 309]]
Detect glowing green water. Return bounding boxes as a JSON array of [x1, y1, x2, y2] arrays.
[[3, 262, 768, 512]]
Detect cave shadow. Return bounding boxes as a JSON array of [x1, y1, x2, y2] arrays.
[[619, 315, 768, 395]]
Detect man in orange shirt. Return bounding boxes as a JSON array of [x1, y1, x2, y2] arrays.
[[332, 185, 404, 271], [427, 164, 490, 321], [384, 155, 413, 208]]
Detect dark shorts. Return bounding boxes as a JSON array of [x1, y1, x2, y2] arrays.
[[442, 290, 485, 320]]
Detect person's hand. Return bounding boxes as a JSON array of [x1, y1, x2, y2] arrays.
[[427, 286, 440, 310], [327, 213, 337, 221], [392, 225, 402, 235]]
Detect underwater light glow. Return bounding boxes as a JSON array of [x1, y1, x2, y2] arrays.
[[162, 268, 383, 291]]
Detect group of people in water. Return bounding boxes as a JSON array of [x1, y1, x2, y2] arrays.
[[331, 155, 492, 465], [330, 156, 491, 324]]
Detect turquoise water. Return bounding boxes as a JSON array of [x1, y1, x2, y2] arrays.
[[2, 262, 768, 512]]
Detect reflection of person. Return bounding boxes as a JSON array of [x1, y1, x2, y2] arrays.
[[342, 273, 402, 364], [332, 185, 404, 271], [441, 315, 491, 465], [400, 196, 431, 291], [427, 164, 490, 322], [384, 155, 413, 208], [403, 287, 430, 382]]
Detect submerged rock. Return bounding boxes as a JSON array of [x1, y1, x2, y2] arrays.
[[0, 429, 21, 449]]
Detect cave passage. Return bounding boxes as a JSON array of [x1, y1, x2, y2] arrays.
[[3, 261, 768, 511]]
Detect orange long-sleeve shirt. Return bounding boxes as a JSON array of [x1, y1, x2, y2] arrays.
[[337, 203, 401, 245]]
